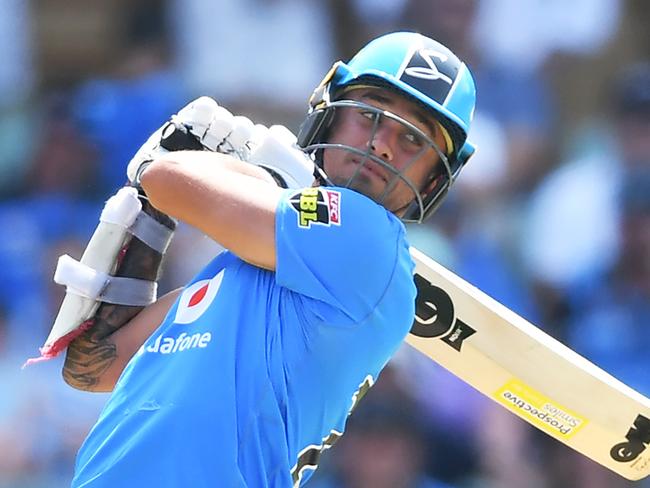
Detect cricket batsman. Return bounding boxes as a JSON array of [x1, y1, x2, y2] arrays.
[[41, 32, 476, 486]]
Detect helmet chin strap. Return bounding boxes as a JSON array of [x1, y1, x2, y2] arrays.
[[313, 163, 332, 186]]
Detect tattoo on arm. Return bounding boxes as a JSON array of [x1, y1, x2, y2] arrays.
[[63, 198, 175, 390], [62, 304, 140, 390], [62, 328, 118, 391]]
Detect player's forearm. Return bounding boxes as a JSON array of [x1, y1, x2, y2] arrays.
[[63, 288, 181, 392], [62, 307, 130, 392], [141, 151, 281, 270], [62, 199, 176, 392]]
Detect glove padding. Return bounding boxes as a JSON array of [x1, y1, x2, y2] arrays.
[[248, 124, 316, 188], [174, 97, 256, 157], [127, 96, 316, 189], [127, 97, 255, 184]]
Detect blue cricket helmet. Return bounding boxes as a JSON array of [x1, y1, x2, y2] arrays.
[[332, 32, 476, 167], [298, 32, 478, 221]]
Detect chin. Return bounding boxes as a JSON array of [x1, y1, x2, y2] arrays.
[[327, 167, 391, 203], [351, 181, 392, 207]]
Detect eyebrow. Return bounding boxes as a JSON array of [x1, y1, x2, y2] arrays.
[[359, 91, 438, 140]]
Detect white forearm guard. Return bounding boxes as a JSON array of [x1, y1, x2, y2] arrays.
[[29, 187, 175, 363]]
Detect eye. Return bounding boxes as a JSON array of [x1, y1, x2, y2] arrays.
[[360, 110, 376, 121], [404, 131, 424, 147]]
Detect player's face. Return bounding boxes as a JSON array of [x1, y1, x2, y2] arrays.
[[322, 87, 448, 216]]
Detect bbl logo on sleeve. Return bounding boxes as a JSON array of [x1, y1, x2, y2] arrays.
[[289, 188, 341, 228]]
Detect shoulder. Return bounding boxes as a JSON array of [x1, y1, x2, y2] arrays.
[[274, 187, 411, 321]]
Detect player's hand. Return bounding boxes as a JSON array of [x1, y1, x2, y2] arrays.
[[172, 96, 257, 159], [127, 96, 316, 189], [126, 97, 256, 186], [172, 97, 317, 187]]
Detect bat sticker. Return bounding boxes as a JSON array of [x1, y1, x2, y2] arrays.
[[410, 273, 476, 351], [611, 414, 650, 463], [495, 379, 588, 439]]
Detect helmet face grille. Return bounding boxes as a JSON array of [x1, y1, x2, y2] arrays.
[[300, 101, 454, 223], [327, 32, 476, 156], [334, 76, 466, 171]]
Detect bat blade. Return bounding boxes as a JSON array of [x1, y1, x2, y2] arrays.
[[406, 247, 650, 481]]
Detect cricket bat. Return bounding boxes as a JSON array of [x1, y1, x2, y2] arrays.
[[406, 247, 650, 481]]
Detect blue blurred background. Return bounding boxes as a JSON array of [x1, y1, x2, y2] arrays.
[[1, 1, 649, 487]]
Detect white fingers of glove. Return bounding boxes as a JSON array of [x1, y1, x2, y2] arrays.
[[201, 106, 235, 151], [248, 125, 316, 188], [177, 101, 236, 152], [126, 125, 169, 185], [219, 116, 255, 160], [174, 96, 220, 142], [128, 96, 217, 185], [171, 96, 256, 159], [175, 97, 231, 151]]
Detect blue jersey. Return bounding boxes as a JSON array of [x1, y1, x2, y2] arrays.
[[72, 187, 416, 487]]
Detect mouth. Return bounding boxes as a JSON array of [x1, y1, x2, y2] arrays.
[[351, 158, 389, 183]]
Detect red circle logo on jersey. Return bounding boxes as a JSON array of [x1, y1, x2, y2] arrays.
[[174, 270, 225, 324]]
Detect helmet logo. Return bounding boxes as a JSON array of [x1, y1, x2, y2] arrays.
[[399, 46, 459, 105], [404, 49, 453, 85]]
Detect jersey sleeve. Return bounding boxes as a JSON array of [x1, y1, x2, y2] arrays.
[[275, 187, 412, 323]]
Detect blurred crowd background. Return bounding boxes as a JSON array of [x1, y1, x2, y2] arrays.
[[0, 0, 648, 487]]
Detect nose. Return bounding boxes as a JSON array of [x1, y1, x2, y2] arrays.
[[369, 128, 394, 163]]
